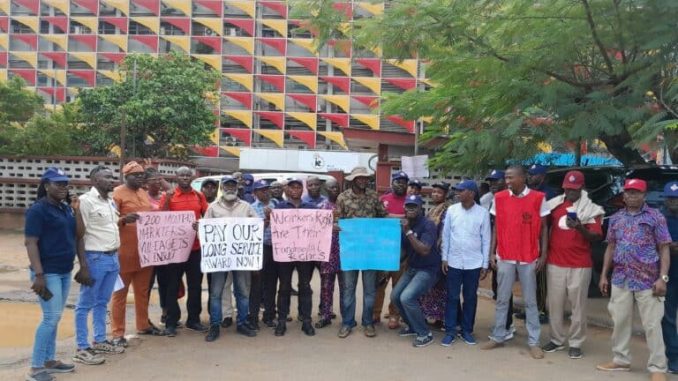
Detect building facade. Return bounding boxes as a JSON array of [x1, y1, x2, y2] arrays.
[[1, 0, 423, 159]]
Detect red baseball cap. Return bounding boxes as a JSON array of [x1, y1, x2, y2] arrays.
[[562, 170, 584, 190], [624, 178, 647, 192]]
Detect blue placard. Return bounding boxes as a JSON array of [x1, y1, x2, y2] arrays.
[[339, 218, 401, 271]]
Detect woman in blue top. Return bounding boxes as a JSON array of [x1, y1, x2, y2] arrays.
[[24, 168, 90, 381]]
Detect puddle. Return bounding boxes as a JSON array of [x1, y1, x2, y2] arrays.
[[0, 302, 74, 348]]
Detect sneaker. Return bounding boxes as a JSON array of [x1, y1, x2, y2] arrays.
[[413, 333, 434, 348], [44, 361, 75, 373], [529, 345, 545, 359], [111, 337, 128, 348], [246, 318, 260, 332], [568, 347, 583, 359], [262, 319, 276, 328], [480, 340, 504, 350], [25, 370, 54, 381], [542, 341, 565, 353], [221, 317, 233, 329], [92, 340, 125, 354], [364, 324, 377, 338], [236, 324, 257, 337], [399, 327, 417, 337], [205, 325, 220, 342], [440, 334, 456, 347], [73, 348, 105, 365], [315, 318, 331, 329], [163, 326, 177, 337], [596, 361, 630, 372], [185, 322, 208, 333], [487, 325, 516, 342], [337, 325, 352, 338], [460, 332, 477, 345]]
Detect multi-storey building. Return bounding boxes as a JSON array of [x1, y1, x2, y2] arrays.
[[1, 0, 422, 165]]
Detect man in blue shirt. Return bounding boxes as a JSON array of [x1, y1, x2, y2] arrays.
[[301, 176, 327, 207], [662, 181, 678, 373], [249, 180, 278, 329], [440, 180, 491, 346], [273, 178, 317, 337], [391, 195, 441, 348]]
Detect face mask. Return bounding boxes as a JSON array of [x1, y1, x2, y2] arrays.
[[223, 193, 237, 201]]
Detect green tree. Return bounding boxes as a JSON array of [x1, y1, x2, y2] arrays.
[[78, 52, 220, 159], [0, 77, 45, 149], [299, 0, 678, 172]]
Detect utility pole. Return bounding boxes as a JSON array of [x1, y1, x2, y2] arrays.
[[120, 57, 137, 176]]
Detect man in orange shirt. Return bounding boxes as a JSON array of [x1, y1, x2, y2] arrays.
[[158, 167, 209, 336], [111, 161, 164, 347]]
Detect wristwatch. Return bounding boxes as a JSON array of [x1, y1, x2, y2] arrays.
[[662, 274, 669, 283], [406, 230, 414, 237]]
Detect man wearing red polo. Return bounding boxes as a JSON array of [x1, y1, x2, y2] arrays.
[[542, 171, 604, 359], [158, 166, 209, 336]]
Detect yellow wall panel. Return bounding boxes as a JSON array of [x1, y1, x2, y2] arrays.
[[287, 112, 317, 130], [161, 0, 191, 16], [352, 77, 381, 95], [12, 52, 37, 68], [225, 37, 254, 55], [386, 59, 418, 77], [162, 36, 190, 52], [192, 54, 221, 70], [71, 17, 98, 32], [258, 56, 286, 74], [321, 58, 350, 76], [223, 73, 253, 91], [102, 0, 129, 15], [69, 52, 97, 68], [132, 17, 160, 34], [42, 0, 70, 14], [318, 131, 347, 149], [226, 1, 256, 18], [287, 75, 318, 93], [289, 38, 318, 55], [222, 146, 241, 157], [194, 18, 222, 35], [321, 95, 350, 113], [98, 70, 122, 82], [224, 110, 253, 128], [254, 129, 284, 147], [99, 34, 128, 51], [256, 92, 285, 110], [261, 19, 287, 37], [12, 16, 39, 33], [356, 2, 384, 15], [353, 114, 380, 130]]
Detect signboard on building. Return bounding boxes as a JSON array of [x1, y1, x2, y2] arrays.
[[240, 148, 376, 173]]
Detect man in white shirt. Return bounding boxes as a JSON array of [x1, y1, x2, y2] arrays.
[[74, 166, 123, 365], [440, 180, 491, 347]]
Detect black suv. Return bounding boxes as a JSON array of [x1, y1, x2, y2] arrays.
[[544, 165, 678, 297]]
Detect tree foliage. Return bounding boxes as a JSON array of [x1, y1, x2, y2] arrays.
[[298, 0, 678, 173], [78, 52, 220, 159]]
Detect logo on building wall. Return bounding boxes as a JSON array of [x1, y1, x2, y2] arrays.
[[313, 153, 325, 170]]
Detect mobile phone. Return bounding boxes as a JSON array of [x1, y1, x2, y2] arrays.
[[567, 211, 577, 220], [40, 287, 53, 301]]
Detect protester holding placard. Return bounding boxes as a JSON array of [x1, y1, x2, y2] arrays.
[[336, 166, 388, 339], [302, 176, 328, 208], [74, 166, 123, 366], [203, 175, 259, 342], [316, 178, 344, 329], [272, 178, 318, 337], [249, 180, 278, 329], [157, 167, 209, 337], [391, 195, 441, 348], [111, 162, 164, 347]]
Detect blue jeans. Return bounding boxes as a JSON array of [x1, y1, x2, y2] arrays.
[[391, 267, 439, 336], [341, 270, 377, 327], [209, 271, 250, 326], [75, 252, 119, 350], [663, 267, 678, 370], [444, 267, 481, 335], [30, 271, 71, 368]]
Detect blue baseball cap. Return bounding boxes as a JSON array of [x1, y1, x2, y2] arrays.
[[392, 171, 409, 182], [485, 169, 505, 181], [221, 175, 238, 185], [253, 179, 270, 190], [404, 195, 423, 206], [41, 167, 69, 182], [454, 179, 478, 193], [665, 181, 678, 198], [243, 173, 254, 186], [408, 179, 423, 188], [528, 164, 548, 176], [287, 177, 303, 186]]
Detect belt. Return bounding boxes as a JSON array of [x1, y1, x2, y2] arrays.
[[89, 250, 117, 256]]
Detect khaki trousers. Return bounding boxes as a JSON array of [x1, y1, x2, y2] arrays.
[[111, 267, 154, 338], [546, 265, 591, 348], [608, 285, 667, 372]]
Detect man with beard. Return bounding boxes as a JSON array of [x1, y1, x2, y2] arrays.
[[158, 167, 209, 336], [375, 171, 409, 328], [111, 162, 164, 348], [391, 195, 441, 348], [482, 165, 550, 360], [270, 181, 285, 205], [205, 176, 258, 342], [273, 178, 317, 337], [336, 167, 388, 338]]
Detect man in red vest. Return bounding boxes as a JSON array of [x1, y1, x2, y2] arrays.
[[481, 165, 550, 359]]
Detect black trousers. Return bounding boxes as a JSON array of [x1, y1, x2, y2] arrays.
[[492, 268, 513, 329], [277, 261, 314, 323], [249, 244, 278, 321], [156, 250, 203, 328]]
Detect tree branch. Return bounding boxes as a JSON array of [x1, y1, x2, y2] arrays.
[[581, 0, 615, 75]]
